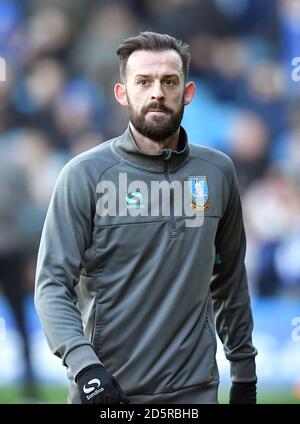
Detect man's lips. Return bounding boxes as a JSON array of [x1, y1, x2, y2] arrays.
[[147, 109, 169, 113]]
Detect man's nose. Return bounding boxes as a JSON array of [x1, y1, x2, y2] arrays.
[[151, 82, 165, 100]]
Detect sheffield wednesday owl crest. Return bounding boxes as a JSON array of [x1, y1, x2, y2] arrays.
[[188, 176, 211, 211]]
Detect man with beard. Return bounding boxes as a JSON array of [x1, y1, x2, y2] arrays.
[[35, 32, 257, 404]]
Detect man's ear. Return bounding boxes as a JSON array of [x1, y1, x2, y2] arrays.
[[114, 83, 128, 106], [183, 81, 196, 106]]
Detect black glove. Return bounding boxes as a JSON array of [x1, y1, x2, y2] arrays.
[[229, 381, 257, 404], [76, 364, 130, 404]]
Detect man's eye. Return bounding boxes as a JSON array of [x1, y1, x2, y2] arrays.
[[165, 79, 174, 86], [138, 80, 148, 86]]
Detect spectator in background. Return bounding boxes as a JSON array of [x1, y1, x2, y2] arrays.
[[228, 111, 269, 194], [0, 126, 68, 395], [0, 154, 39, 400]]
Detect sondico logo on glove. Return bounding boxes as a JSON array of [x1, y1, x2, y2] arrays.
[[83, 378, 104, 401], [77, 364, 130, 404]]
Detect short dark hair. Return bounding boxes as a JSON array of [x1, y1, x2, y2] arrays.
[[116, 31, 191, 82]]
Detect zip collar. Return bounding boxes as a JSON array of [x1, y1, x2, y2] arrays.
[[112, 125, 190, 173]]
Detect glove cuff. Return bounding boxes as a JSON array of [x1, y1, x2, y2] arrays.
[[76, 364, 104, 383], [230, 381, 257, 404]]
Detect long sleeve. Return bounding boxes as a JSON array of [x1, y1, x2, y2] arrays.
[[210, 159, 257, 383], [34, 160, 101, 379]]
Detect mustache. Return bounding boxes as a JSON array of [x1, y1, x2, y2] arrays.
[[142, 103, 172, 114]]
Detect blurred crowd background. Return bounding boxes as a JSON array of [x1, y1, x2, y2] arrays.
[[0, 0, 300, 403]]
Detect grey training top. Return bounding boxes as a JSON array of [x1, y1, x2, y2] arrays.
[[35, 126, 257, 403]]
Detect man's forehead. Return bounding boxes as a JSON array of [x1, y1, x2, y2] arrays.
[[126, 49, 183, 77]]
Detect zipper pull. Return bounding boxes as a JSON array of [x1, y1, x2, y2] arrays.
[[161, 149, 172, 160]]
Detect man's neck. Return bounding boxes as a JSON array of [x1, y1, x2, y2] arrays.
[[129, 122, 180, 155]]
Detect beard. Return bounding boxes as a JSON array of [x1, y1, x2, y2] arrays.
[[127, 95, 185, 142]]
